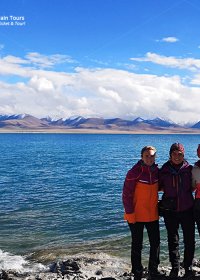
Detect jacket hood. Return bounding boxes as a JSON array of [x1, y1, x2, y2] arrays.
[[161, 159, 191, 173]]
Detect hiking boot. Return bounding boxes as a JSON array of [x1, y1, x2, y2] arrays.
[[183, 267, 195, 280], [169, 268, 179, 279], [148, 269, 166, 279], [133, 269, 143, 280]]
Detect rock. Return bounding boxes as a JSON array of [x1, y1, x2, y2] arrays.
[[0, 270, 9, 280], [95, 271, 102, 276], [2, 256, 200, 280], [50, 260, 80, 276], [100, 278, 117, 280]]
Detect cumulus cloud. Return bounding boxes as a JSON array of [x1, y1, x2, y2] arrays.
[[29, 76, 55, 91], [98, 86, 122, 103], [0, 52, 200, 124]]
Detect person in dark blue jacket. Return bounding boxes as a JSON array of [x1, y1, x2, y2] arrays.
[[159, 143, 195, 280]]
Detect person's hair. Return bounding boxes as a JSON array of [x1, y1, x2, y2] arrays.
[[141, 146, 156, 157], [169, 143, 184, 157]]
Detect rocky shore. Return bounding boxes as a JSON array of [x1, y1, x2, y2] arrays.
[[1, 256, 200, 280]]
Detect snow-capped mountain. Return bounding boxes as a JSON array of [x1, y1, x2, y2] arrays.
[[0, 114, 199, 132], [142, 117, 179, 128], [0, 114, 50, 129], [0, 114, 28, 121], [192, 121, 200, 129]]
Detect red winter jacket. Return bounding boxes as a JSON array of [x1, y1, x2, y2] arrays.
[[122, 160, 159, 223]]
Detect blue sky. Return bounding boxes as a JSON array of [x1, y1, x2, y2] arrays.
[[0, 0, 200, 123]]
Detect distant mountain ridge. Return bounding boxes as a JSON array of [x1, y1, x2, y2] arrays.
[[0, 114, 199, 132]]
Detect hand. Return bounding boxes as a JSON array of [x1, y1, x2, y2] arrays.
[[124, 213, 135, 224]]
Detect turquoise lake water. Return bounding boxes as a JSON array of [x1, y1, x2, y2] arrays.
[[0, 133, 200, 270]]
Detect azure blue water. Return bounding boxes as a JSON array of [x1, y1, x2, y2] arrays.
[[0, 133, 200, 271]]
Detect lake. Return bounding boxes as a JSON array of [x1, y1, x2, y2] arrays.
[[0, 133, 199, 270]]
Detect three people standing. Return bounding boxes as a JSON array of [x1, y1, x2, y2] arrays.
[[122, 143, 197, 280]]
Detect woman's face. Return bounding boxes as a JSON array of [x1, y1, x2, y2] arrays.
[[142, 150, 156, 166], [170, 150, 184, 165]]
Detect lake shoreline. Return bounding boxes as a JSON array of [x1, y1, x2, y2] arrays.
[[0, 128, 200, 134]]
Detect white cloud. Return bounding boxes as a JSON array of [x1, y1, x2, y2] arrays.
[[0, 52, 200, 124], [130, 52, 200, 71], [162, 37, 179, 43], [98, 87, 122, 103], [25, 52, 76, 68], [29, 76, 55, 91], [0, 56, 32, 76], [2, 55, 28, 64]]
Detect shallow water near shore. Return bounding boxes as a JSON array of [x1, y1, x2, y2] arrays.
[[0, 133, 200, 272]]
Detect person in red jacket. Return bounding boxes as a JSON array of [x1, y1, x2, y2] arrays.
[[122, 146, 163, 280], [192, 144, 200, 234]]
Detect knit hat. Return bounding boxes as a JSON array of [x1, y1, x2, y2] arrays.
[[169, 143, 185, 156]]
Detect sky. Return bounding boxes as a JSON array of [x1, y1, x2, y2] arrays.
[[0, 0, 200, 124]]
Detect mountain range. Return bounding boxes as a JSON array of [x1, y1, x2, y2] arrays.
[[0, 114, 200, 133]]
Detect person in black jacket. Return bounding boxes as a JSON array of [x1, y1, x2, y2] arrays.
[[159, 143, 195, 280]]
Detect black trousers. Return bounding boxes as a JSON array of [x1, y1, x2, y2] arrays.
[[128, 220, 160, 274], [164, 208, 195, 269], [194, 208, 200, 235]]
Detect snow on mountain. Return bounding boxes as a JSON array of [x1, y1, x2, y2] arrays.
[[192, 121, 200, 129], [132, 117, 145, 124], [0, 114, 200, 131], [143, 117, 178, 128], [0, 114, 25, 121]]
